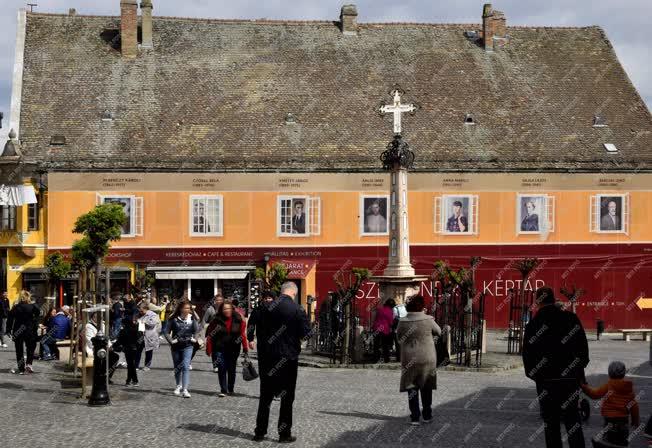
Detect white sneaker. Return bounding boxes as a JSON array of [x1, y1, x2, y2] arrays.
[[213, 367, 219, 373], [218, 392, 226, 397], [189, 364, 193, 370], [1, 343, 7, 348], [173, 385, 182, 396], [182, 389, 191, 398], [143, 367, 151, 372]]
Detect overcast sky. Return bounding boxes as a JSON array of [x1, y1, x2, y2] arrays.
[[0, 0, 650, 137]]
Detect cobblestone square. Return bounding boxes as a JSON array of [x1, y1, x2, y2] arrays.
[[1, 337, 651, 447]]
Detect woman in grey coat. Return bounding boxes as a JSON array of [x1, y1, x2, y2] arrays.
[[396, 294, 442, 425], [137, 303, 161, 370]]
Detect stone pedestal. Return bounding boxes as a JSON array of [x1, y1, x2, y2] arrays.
[[371, 275, 429, 305]]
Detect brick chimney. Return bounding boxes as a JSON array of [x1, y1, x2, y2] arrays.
[[482, 3, 507, 51], [340, 4, 358, 35], [141, 0, 153, 49], [120, 0, 138, 58]]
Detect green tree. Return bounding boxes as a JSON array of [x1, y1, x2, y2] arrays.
[[45, 252, 72, 297], [72, 204, 126, 301], [254, 262, 289, 294]]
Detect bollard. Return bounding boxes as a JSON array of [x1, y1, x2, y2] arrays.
[[596, 319, 604, 341], [88, 333, 111, 406]]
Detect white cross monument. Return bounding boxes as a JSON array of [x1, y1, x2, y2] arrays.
[[380, 90, 416, 134], [370, 90, 428, 307]]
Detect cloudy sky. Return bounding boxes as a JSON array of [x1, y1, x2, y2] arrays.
[[0, 0, 650, 135]]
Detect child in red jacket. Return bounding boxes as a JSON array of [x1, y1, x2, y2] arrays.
[[582, 361, 640, 447]]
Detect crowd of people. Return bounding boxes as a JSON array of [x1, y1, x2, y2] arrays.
[[1, 284, 650, 446]]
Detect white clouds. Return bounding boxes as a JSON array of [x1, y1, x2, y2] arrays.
[[0, 0, 649, 127]]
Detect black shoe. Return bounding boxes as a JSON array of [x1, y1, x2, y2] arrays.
[[252, 434, 265, 442], [125, 381, 132, 387], [279, 435, 297, 443]]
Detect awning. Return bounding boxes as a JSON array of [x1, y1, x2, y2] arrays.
[[0, 184, 37, 206], [155, 271, 249, 280]]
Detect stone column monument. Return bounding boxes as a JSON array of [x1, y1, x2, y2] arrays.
[[371, 90, 428, 305]]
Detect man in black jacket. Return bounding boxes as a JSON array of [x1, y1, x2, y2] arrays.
[[252, 282, 311, 443], [523, 286, 589, 448]]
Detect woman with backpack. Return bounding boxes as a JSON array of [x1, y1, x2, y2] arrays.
[[163, 300, 199, 398], [206, 300, 249, 397]]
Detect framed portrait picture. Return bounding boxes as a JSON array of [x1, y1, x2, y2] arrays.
[[360, 195, 389, 236], [517, 195, 550, 234], [591, 194, 629, 234], [438, 195, 477, 235], [277, 196, 321, 237]]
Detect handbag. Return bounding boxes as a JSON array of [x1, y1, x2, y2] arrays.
[[435, 329, 450, 368], [241, 354, 259, 381]]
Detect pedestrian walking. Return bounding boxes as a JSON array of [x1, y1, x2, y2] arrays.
[[202, 295, 224, 326], [110, 296, 124, 339], [137, 302, 161, 370], [523, 286, 589, 448], [0, 291, 10, 347], [252, 282, 311, 443], [8, 290, 40, 374], [247, 290, 276, 345], [582, 361, 640, 446], [206, 300, 249, 397], [160, 296, 174, 337], [372, 298, 395, 363], [118, 315, 144, 387], [396, 294, 442, 425], [164, 300, 199, 398]]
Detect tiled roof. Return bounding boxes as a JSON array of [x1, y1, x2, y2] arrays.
[[17, 12, 652, 172]]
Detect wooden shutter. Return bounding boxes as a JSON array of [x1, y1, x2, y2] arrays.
[[471, 195, 479, 235], [309, 196, 321, 236], [434, 196, 442, 233], [546, 195, 555, 232], [589, 195, 598, 232], [623, 193, 630, 236], [134, 197, 144, 236]]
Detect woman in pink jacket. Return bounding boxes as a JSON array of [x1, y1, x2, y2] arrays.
[[372, 298, 396, 363]]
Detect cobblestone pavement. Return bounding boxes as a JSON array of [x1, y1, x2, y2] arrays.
[[1, 337, 651, 448]]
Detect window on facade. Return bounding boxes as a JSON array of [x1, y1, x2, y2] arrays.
[[590, 193, 629, 235], [0, 206, 16, 231], [278, 196, 321, 236], [190, 195, 223, 236], [28, 202, 39, 231], [98, 195, 144, 237]]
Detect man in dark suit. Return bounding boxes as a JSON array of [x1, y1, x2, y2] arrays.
[[291, 201, 306, 234], [252, 282, 311, 443], [600, 200, 620, 231], [523, 286, 589, 448]]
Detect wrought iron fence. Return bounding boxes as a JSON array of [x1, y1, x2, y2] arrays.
[[507, 288, 535, 355]]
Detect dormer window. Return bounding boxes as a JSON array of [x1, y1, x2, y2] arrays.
[[464, 113, 476, 125], [593, 115, 608, 127], [604, 143, 618, 153]]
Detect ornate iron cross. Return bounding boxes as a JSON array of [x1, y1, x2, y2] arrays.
[[380, 90, 416, 134]]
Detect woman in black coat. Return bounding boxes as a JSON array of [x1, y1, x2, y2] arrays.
[[9, 291, 41, 374], [117, 315, 144, 387], [206, 300, 248, 397]]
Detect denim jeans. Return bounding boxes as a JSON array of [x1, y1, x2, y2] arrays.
[[171, 345, 193, 390], [144, 350, 153, 368], [215, 350, 240, 393]]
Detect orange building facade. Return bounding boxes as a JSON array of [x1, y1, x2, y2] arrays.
[[44, 171, 652, 329]]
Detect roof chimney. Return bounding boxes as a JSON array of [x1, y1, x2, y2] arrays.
[[140, 0, 153, 50], [340, 4, 358, 35], [120, 0, 138, 58], [482, 4, 507, 51]]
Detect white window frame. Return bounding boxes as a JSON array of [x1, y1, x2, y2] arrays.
[[516, 194, 555, 235], [590, 193, 629, 235], [98, 194, 142, 238], [359, 194, 390, 237], [436, 194, 478, 235], [278, 195, 311, 237], [189, 195, 223, 237]]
